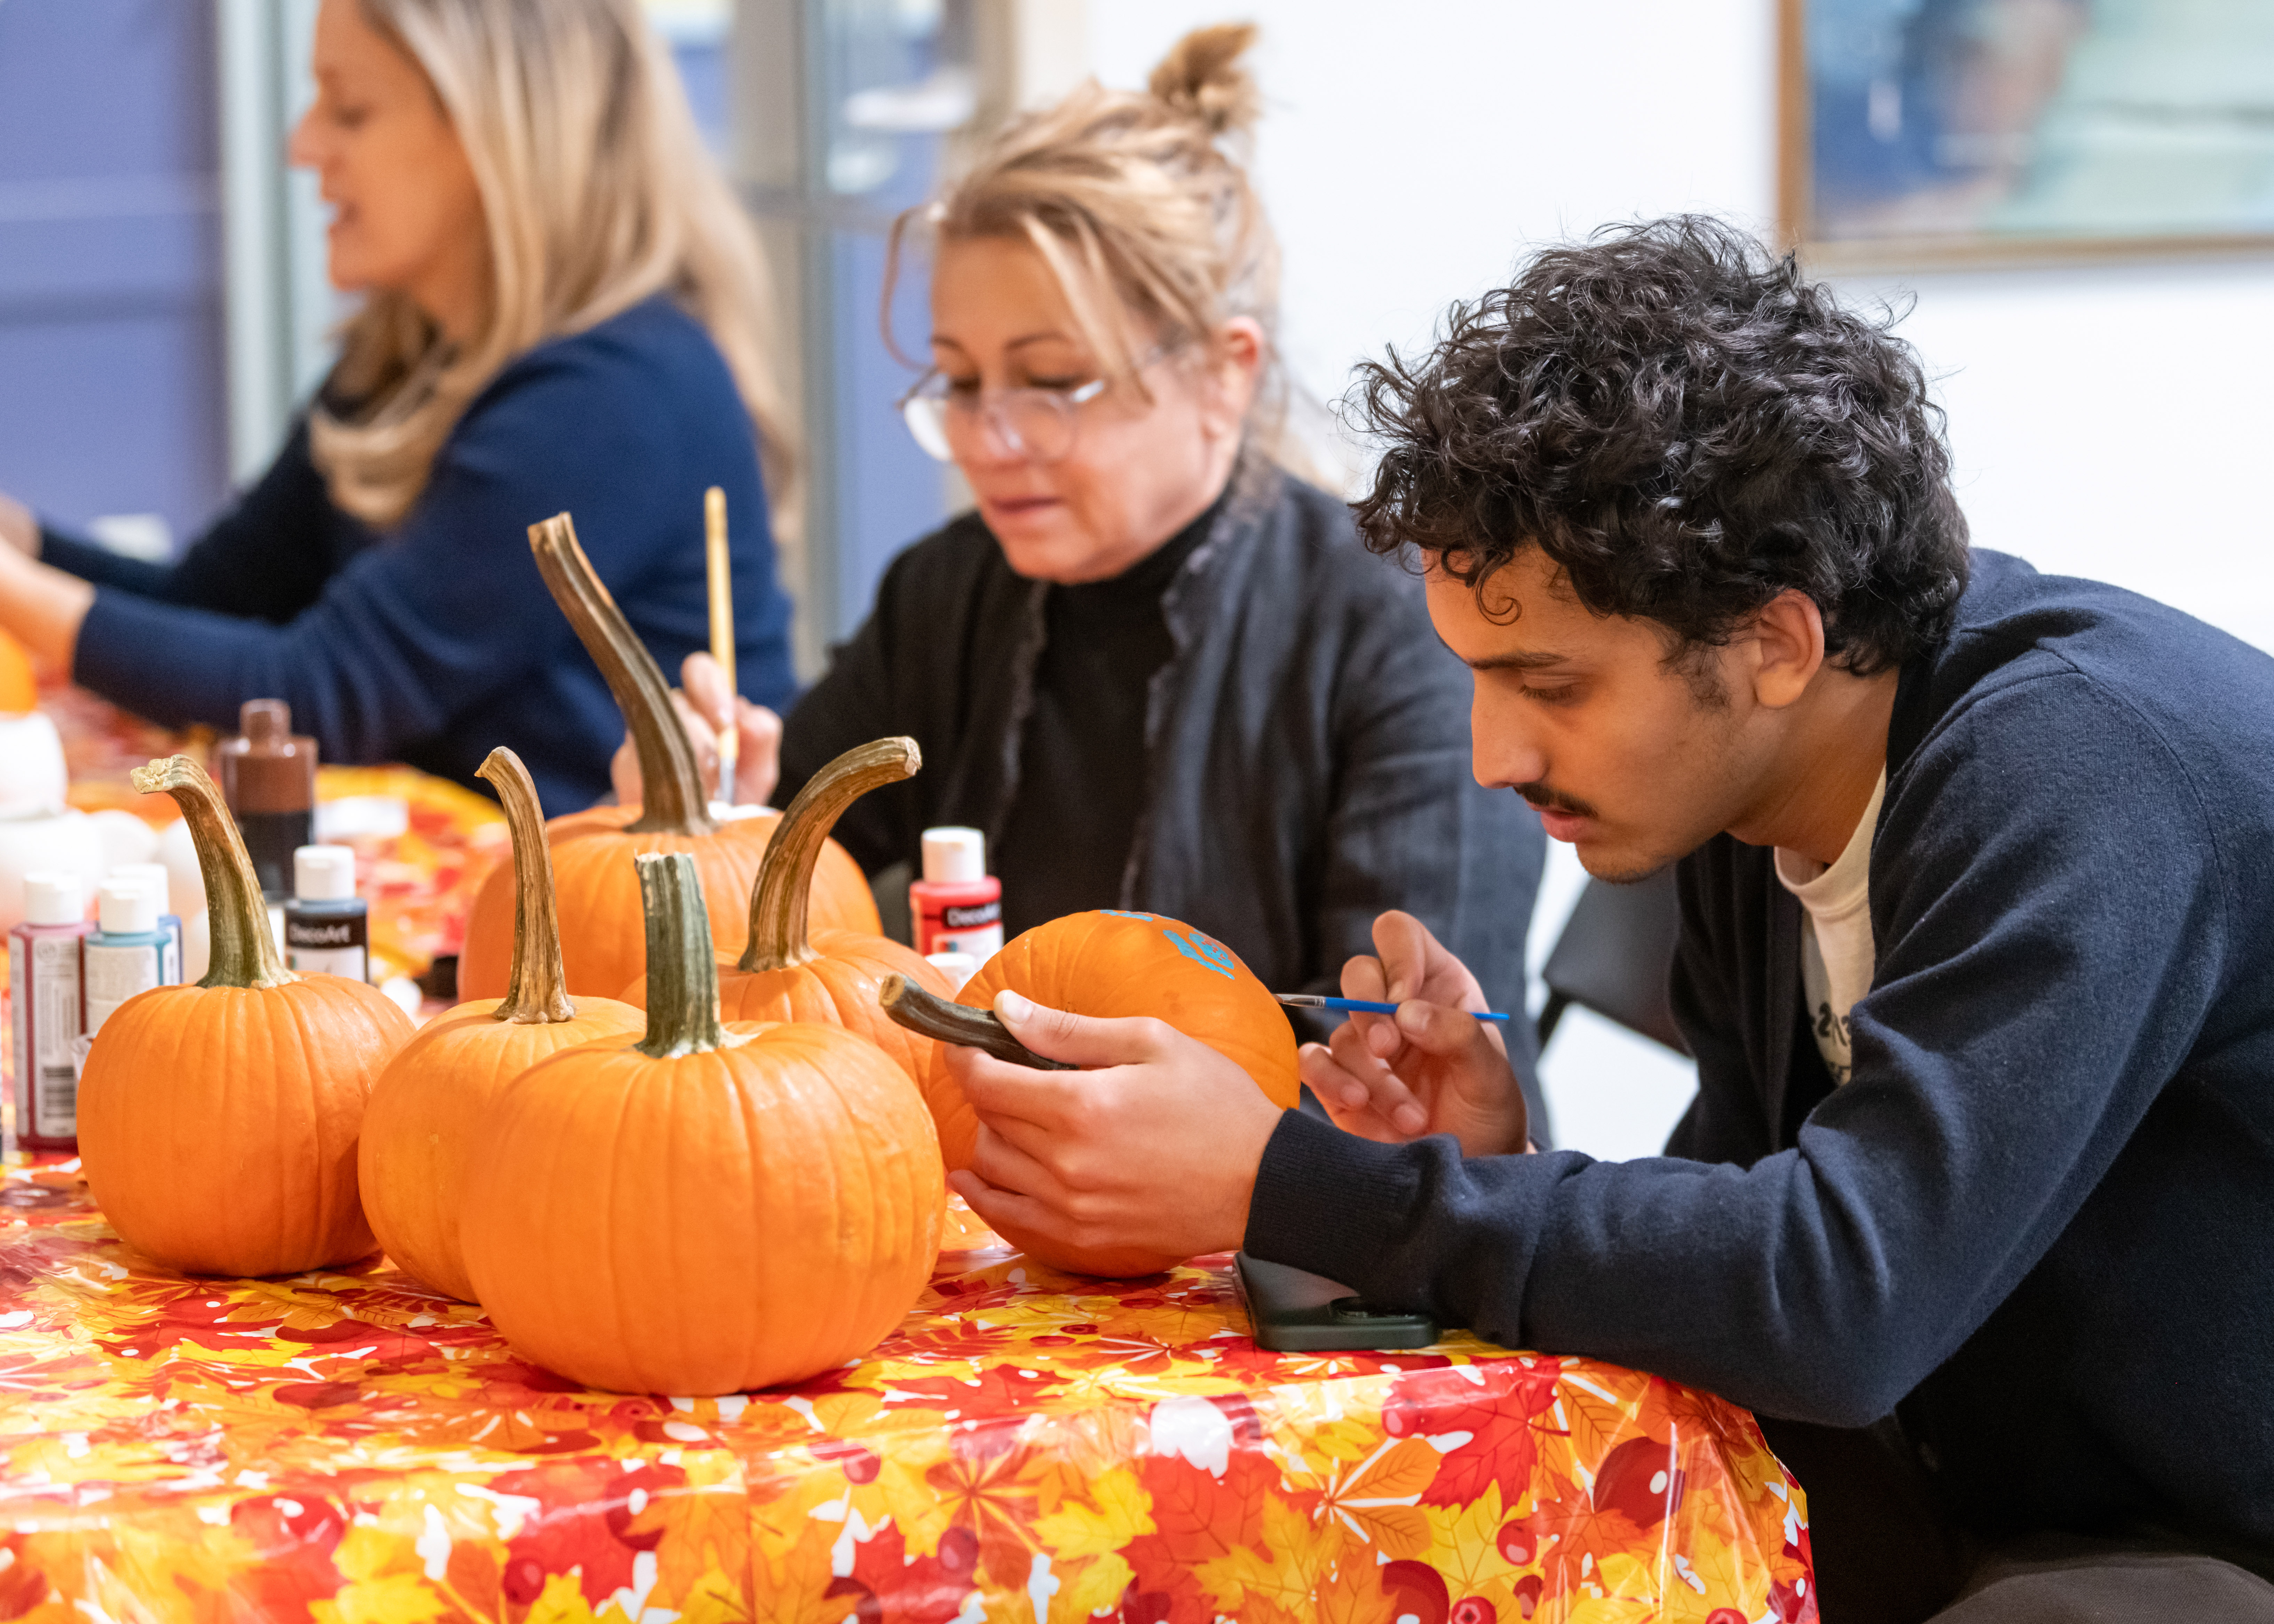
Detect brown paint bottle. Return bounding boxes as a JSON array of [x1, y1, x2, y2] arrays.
[[212, 699, 317, 902]]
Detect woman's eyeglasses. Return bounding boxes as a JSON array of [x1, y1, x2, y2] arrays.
[[897, 345, 1174, 465]]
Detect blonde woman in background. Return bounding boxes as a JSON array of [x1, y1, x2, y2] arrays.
[[0, 0, 796, 814], [624, 26, 1552, 1130]]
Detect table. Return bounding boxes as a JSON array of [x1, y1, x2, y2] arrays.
[[0, 1163, 1814, 1624]]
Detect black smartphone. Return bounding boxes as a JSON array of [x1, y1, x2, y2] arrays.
[[1233, 1252, 1438, 1352]]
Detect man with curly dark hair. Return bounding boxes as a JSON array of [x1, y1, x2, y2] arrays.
[[940, 218, 2274, 1621]]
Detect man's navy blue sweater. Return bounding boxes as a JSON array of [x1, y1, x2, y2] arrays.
[[44, 296, 796, 815], [1248, 550, 2274, 1560]]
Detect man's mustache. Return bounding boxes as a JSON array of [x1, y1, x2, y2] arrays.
[[1513, 781, 1597, 819]]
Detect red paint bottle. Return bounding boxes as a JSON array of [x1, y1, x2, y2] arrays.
[[909, 827, 1003, 961]]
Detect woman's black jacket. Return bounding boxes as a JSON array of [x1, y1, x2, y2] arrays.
[[777, 464, 1549, 1122]]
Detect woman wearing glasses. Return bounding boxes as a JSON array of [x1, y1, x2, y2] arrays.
[[624, 25, 1547, 1118]]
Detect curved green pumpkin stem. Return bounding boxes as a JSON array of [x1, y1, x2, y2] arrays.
[[634, 853, 745, 1058], [475, 747, 577, 1024], [739, 737, 919, 973], [527, 513, 715, 839], [129, 754, 294, 991]]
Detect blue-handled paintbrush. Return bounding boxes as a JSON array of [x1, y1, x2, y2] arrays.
[[1275, 993, 1511, 1024]]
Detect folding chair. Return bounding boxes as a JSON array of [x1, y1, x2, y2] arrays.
[[1534, 867, 1688, 1055]]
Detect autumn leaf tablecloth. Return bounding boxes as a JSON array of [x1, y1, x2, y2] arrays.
[[0, 1163, 1813, 1624]]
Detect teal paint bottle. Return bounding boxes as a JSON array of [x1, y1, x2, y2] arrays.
[[106, 863, 182, 988], [82, 878, 170, 1038]]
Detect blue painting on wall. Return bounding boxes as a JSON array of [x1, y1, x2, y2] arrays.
[[1793, 0, 2274, 261]]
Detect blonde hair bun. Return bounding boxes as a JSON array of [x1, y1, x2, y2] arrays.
[[891, 17, 1303, 470], [1147, 22, 1261, 138]]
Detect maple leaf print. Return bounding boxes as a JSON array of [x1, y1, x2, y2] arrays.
[[624, 1480, 751, 1611], [226, 1493, 352, 1616], [842, 1517, 986, 1624], [487, 1457, 656, 1606], [1194, 1493, 1337, 1620], [1423, 1483, 1522, 1599], [750, 1520, 842, 1624], [1523, 1473, 1648, 1598], [1304, 1436, 1438, 1561], [1029, 1466, 1154, 1556], [1383, 1360, 1561, 1507], [920, 1426, 1047, 1593], [1051, 1552, 1137, 1621], [1128, 1445, 1277, 1570], [1314, 1549, 1393, 1624]]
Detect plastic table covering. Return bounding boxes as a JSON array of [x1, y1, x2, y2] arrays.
[[0, 1164, 1814, 1624]]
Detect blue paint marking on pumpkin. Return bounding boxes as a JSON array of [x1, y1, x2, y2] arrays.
[[1161, 927, 1235, 980], [1099, 910, 1158, 921]]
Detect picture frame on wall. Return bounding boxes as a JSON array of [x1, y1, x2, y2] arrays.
[[1780, 0, 2274, 268]]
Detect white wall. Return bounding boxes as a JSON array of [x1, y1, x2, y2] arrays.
[[1085, 0, 2274, 1159]]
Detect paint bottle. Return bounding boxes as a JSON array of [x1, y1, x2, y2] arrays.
[[107, 863, 183, 988], [909, 827, 1004, 961], [212, 699, 316, 902], [284, 845, 368, 982], [81, 879, 169, 1038], [8, 872, 92, 1152], [925, 951, 981, 997]]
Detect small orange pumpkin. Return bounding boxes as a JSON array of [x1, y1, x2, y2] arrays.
[[78, 756, 413, 1276], [457, 513, 875, 1000], [0, 628, 36, 713], [926, 909, 1301, 1171], [461, 851, 943, 1395], [620, 737, 952, 1084], [359, 747, 643, 1301]]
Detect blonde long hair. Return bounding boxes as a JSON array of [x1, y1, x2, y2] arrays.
[[889, 23, 1300, 468], [311, 0, 794, 531]]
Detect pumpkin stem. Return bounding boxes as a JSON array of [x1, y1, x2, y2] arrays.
[[634, 852, 744, 1058], [476, 747, 578, 1024], [129, 755, 295, 991], [528, 513, 715, 838], [739, 737, 920, 973]]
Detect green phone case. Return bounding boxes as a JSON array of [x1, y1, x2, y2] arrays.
[[1233, 1252, 1439, 1352]]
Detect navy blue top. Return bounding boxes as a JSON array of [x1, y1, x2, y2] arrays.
[[1248, 550, 2274, 1561], [45, 296, 796, 816]]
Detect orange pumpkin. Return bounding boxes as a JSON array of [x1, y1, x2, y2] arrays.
[[0, 628, 35, 713], [620, 737, 952, 1085], [461, 851, 943, 1394], [78, 756, 413, 1276], [359, 747, 643, 1301], [457, 512, 875, 1000], [925, 909, 1301, 1171]]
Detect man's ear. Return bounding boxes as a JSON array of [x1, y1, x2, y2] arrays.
[[1749, 589, 1827, 709]]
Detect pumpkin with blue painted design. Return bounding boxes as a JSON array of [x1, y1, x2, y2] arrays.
[[923, 908, 1300, 1173]]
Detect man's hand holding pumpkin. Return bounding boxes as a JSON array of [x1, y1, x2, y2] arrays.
[[945, 991, 1282, 1265]]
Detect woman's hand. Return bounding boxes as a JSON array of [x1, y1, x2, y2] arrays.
[[608, 651, 782, 808], [945, 991, 1283, 1262], [0, 541, 92, 669], [1298, 909, 1529, 1157], [0, 493, 39, 558]]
